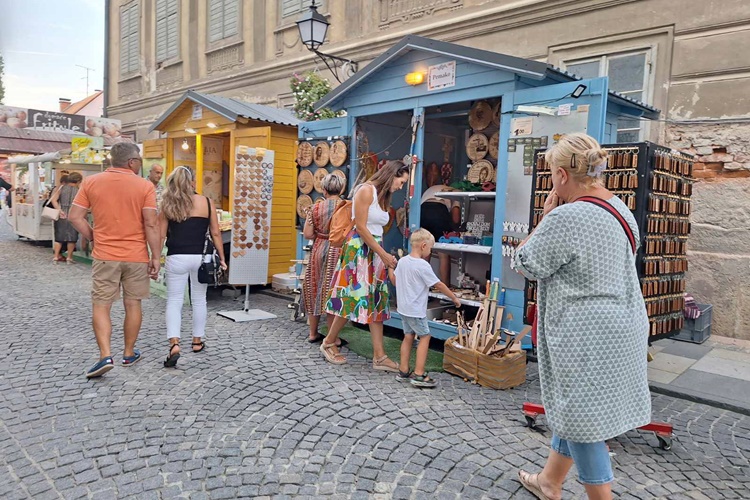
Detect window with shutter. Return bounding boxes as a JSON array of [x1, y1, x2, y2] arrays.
[[120, 2, 140, 76], [208, 0, 239, 43], [280, 0, 324, 19], [156, 0, 179, 63]]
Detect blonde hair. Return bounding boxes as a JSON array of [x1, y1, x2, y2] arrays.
[[161, 166, 194, 222], [410, 228, 435, 247], [544, 132, 608, 186], [322, 173, 344, 196]]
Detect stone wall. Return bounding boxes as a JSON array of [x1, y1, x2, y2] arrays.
[[667, 123, 750, 340]]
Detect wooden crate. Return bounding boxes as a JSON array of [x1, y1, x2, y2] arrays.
[[443, 336, 526, 389]]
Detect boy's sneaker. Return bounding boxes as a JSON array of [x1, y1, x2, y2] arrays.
[[411, 373, 437, 388], [122, 349, 142, 366], [86, 356, 114, 378], [395, 370, 413, 382]]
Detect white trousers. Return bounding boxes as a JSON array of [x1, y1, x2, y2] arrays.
[[166, 254, 208, 340]]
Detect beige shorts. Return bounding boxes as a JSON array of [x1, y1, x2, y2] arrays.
[[92, 260, 150, 304]]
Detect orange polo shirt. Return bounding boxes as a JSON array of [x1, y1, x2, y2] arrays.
[[73, 168, 157, 263]]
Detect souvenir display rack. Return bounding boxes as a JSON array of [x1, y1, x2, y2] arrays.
[[523, 142, 695, 341], [295, 136, 351, 227]]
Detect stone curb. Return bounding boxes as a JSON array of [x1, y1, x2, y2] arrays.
[[649, 381, 750, 417]]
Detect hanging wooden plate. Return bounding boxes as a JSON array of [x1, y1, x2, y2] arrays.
[[384, 207, 396, 234], [492, 101, 501, 127], [297, 142, 313, 167], [488, 132, 499, 159], [313, 168, 328, 193], [469, 101, 493, 130], [313, 142, 330, 167], [329, 140, 348, 167], [332, 169, 347, 192], [396, 207, 407, 235], [468, 159, 494, 184], [297, 169, 314, 194], [296, 194, 313, 218], [362, 152, 378, 179], [466, 133, 489, 161]]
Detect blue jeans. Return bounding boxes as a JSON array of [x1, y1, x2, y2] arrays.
[[551, 435, 613, 485]]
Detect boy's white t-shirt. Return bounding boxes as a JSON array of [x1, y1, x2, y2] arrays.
[[394, 255, 440, 318]]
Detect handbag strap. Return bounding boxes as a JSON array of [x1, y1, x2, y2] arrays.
[[201, 196, 212, 257], [577, 196, 636, 254]]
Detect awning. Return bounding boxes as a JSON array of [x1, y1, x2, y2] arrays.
[[6, 150, 67, 165], [0, 127, 131, 155]]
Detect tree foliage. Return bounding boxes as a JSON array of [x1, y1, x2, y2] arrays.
[[0, 54, 5, 105], [289, 71, 342, 121]]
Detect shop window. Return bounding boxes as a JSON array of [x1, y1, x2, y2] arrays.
[[565, 51, 651, 142], [281, 0, 325, 19], [155, 0, 179, 63], [120, 1, 140, 76], [208, 0, 239, 43]]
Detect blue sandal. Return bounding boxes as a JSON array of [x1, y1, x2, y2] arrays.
[[86, 357, 114, 378], [122, 349, 142, 366]]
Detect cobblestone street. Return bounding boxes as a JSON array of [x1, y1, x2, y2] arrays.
[[1, 214, 749, 500]]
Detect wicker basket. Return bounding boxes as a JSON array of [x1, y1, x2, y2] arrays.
[[443, 336, 526, 389]]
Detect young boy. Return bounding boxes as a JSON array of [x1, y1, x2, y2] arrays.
[[389, 229, 461, 388]]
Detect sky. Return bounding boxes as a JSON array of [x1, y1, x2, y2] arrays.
[[0, 0, 105, 111]]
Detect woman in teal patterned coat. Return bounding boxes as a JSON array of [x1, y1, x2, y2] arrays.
[[512, 133, 650, 500]]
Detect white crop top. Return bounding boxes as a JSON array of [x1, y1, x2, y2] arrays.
[[352, 184, 390, 237]]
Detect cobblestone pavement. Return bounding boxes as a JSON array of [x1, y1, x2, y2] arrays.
[[1, 212, 749, 499]]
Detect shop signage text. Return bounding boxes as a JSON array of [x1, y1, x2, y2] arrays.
[[428, 61, 456, 91], [0, 105, 122, 138]]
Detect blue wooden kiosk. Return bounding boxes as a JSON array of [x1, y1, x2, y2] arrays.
[[296, 35, 658, 346]]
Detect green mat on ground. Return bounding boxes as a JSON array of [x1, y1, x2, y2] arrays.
[[324, 325, 444, 373]]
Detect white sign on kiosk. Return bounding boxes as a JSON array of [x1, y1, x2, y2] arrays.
[[428, 61, 456, 91]]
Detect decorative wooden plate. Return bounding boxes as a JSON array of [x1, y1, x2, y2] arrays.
[[396, 207, 407, 235], [313, 142, 330, 167], [468, 159, 494, 184], [384, 207, 396, 234], [313, 168, 328, 193], [329, 140, 348, 167], [492, 101, 501, 127], [361, 152, 378, 179], [489, 132, 499, 159], [332, 169, 347, 192], [296, 194, 313, 218], [469, 101, 493, 130], [466, 133, 489, 161], [297, 142, 313, 167], [297, 169, 314, 194]]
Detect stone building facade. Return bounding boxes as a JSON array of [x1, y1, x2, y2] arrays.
[[105, 0, 750, 340]]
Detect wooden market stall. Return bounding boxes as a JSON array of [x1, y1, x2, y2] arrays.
[[147, 90, 300, 282], [297, 35, 678, 346]]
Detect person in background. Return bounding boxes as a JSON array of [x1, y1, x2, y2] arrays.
[[321, 160, 410, 371], [0, 174, 11, 210], [159, 166, 227, 368], [148, 164, 165, 210], [69, 142, 161, 378], [420, 161, 460, 284], [512, 133, 650, 500], [389, 229, 460, 388], [49, 172, 83, 264], [302, 173, 346, 344]]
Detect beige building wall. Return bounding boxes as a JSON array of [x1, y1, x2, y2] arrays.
[[105, 0, 750, 340]]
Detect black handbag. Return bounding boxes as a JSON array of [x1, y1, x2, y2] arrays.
[[197, 197, 222, 286]]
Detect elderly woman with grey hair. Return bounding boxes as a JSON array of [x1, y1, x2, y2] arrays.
[[302, 173, 346, 343]]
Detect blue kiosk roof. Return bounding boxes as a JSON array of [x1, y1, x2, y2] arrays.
[[315, 35, 659, 119]]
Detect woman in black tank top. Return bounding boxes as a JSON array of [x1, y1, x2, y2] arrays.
[[159, 166, 226, 367]]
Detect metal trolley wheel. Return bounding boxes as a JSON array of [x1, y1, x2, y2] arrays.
[[289, 245, 312, 322]]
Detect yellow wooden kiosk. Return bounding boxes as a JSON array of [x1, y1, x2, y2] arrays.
[[147, 90, 300, 281]]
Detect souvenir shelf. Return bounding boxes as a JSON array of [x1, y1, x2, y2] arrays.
[[524, 142, 695, 340]]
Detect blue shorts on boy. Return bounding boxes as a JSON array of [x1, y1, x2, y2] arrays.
[[394, 255, 440, 336]]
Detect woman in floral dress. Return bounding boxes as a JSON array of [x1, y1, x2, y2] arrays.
[[302, 173, 345, 343], [321, 160, 410, 371]]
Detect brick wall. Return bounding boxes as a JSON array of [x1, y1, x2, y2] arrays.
[[667, 123, 750, 180]]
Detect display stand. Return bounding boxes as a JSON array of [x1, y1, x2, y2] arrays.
[[217, 285, 277, 322]]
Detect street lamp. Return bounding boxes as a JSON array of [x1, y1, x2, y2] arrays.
[[296, 0, 357, 82]]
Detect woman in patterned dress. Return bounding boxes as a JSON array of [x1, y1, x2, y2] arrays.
[[49, 172, 83, 264], [321, 160, 410, 371], [302, 173, 345, 343], [512, 133, 650, 500]]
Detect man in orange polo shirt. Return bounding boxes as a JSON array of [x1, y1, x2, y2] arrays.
[[69, 142, 161, 378]]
